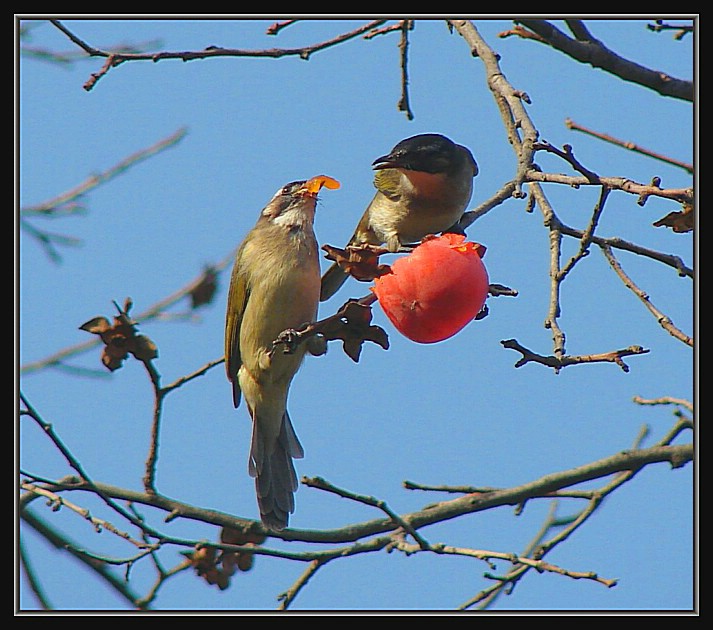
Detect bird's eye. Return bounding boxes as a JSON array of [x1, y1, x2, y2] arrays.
[[270, 181, 302, 200], [282, 181, 306, 196]]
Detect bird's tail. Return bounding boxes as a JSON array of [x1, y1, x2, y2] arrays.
[[248, 411, 305, 530], [320, 261, 349, 301]]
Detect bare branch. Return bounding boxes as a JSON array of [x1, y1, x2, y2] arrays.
[[277, 559, 325, 610], [392, 538, 617, 589], [396, 20, 415, 120], [20, 128, 188, 262], [21, 127, 188, 217], [556, 221, 693, 279], [525, 170, 693, 206], [600, 245, 693, 347], [632, 395, 693, 413], [465, 422, 690, 609], [501, 338, 650, 373], [49, 19, 388, 91], [20, 247, 236, 375], [20, 508, 146, 609], [565, 118, 693, 174], [647, 19, 694, 40], [559, 185, 610, 278], [508, 19, 693, 101], [22, 441, 692, 545]]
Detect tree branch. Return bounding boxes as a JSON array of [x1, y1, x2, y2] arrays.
[[20, 127, 187, 262], [600, 244, 693, 347], [20, 442, 692, 545], [565, 118, 693, 174], [49, 19, 389, 91], [507, 19, 693, 101]]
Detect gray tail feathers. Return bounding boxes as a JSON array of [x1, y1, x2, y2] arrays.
[[320, 261, 349, 302], [248, 412, 305, 530]]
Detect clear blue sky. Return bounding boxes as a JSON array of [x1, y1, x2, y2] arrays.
[[18, 18, 696, 613]]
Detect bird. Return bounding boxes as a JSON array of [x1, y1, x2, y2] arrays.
[[320, 133, 478, 301], [225, 175, 339, 530]]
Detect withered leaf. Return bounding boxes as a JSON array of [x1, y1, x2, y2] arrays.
[[79, 316, 112, 335], [220, 526, 266, 547], [322, 243, 392, 282], [79, 299, 159, 371], [102, 339, 130, 371], [322, 301, 389, 363], [653, 203, 694, 233], [186, 547, 231, 590], [190, 266, 218, 309], [133, 334, 159, 362], [219, 527, 266, 574], [272, 300, 389, 362]]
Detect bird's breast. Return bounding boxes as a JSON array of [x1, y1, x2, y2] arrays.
[[368, 169, 473, 245], [238, 228, 321, 377]]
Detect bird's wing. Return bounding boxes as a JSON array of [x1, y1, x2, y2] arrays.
[[225, 246, 251, 408], [373, 168, 403, 200]]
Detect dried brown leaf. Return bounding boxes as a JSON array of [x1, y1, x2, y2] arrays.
[[78, 316, 112, 335], [219, 527, 266, 574], [322, 243, 392, 282], [322, 301, 390, 362], [653, 203, 694, 233], [190, 266, 218, 309], [79, 299, 159, 370], [186, 547, 231, 590]]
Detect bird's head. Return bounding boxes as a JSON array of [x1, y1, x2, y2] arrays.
[[261, 176, 340, 225], [372, 133, 478, 177]]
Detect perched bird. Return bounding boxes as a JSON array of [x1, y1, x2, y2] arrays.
[[320, 133, 478, 301], [225, 175, 339, 530]]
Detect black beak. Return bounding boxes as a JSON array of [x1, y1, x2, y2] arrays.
[[372, 153, 400, 170]]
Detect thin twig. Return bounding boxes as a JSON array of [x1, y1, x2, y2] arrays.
[[403, 480, 596, 501], [277, 559, 325, 610], [526, 169, 693, 206], [20, 127, 188, 262], [50, 19, 388, 91], [20, 482, 152, 549], [632, 395, 693, 413], [19, 394, 154, 536], [302, 476, 429, 549], [534, 140, 600, 182], [265, 19, 298, 36], [556, 220, 693, 278], [647, 20, 694, 40], [393, 538, 617, 589], [396, 20, 414, 120], [528, 184, 567, 359], [141, 358, 164, 494], [600, 244, 693, 347], [22, 128, 188, 216], [501, 338, 649, 372], [559, 185, 610, 279], [20, 508, 145, 609], [566, 118, 693, 173], [466, 419, 688, 610], [20, 247, 236, 375]]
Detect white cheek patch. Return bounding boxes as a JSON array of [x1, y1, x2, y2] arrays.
[[272, 206, 311, 228]]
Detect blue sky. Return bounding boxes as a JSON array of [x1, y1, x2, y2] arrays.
[[17, 18, 696, 613]]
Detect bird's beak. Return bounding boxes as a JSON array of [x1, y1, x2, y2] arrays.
[[372, 154, 399, 170]]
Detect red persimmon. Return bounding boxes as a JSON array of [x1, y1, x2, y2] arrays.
[[372, 233, 489, 343]]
